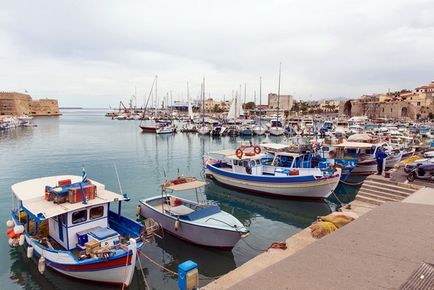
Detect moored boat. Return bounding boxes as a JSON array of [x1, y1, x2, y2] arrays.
[[206, 147, 341, 199], [138, 176, 248, 249], [6, 174, 145, 287]]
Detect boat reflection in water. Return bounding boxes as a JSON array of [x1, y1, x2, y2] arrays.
[[156, 232, 237, 278], [203, 181, 334, 264], [205, 181, 333, 228]]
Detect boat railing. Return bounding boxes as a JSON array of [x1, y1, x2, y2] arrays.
[[108, 210, 142, 239]]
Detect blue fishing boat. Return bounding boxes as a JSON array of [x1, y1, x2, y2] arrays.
[[6, 174, 145, 287]]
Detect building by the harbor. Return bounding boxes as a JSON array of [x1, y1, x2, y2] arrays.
[[340, 81, 434, 120], [0, 92, 61, 116], [268, 94, 293, 111], [202, 98, 231, 113]]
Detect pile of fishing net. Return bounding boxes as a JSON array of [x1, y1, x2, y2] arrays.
[[18, 211, 49, 237], [399, 155, 422, 166], [310, 211, 358, 239]]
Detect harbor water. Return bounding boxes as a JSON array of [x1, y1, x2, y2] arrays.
[[0, 110, 359, 290]]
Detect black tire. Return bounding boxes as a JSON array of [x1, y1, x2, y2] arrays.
[[407, 173, 416, 182]]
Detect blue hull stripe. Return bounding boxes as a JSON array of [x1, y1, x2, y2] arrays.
[[207, 164, 328, 183]]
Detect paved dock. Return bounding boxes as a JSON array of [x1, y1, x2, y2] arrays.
[[204, 185, 434, 290]]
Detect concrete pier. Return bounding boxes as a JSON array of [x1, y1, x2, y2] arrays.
[[204, 179, 434, 290]]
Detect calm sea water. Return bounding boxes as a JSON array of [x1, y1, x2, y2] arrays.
[[0, 110, 359, 290]]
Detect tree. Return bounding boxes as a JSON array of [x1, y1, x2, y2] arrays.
[[243, 102, 256, 110]]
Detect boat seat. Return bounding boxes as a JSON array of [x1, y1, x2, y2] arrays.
[[169, 205, 194, 216]]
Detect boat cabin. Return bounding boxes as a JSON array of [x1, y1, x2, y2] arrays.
[[11, 176, 133, 251], [333, 142, 390, 160]]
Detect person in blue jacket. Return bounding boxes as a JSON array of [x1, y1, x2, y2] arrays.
[[375, 147, 388, 175]]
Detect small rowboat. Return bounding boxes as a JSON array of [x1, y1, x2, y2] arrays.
[[138, 176, 248, 249]]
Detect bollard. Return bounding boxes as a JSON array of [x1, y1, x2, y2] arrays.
[[178, 260, 198, 290]]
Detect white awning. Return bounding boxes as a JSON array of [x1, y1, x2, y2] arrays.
[[12, 175, 126, 219]]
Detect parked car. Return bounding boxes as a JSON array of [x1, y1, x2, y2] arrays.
[[404, 158, 434, 173]]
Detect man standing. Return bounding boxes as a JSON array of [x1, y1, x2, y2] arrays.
[[375, 147, 388, 175]]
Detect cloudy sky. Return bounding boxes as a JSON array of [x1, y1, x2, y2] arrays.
[[1, 0, 433, 107]]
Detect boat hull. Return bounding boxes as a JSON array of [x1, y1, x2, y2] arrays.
[[351, 152, 403, 175], [140, 125, 158, 133], [24, 234, 138, 286], [269, 127, 285, 136], [138, 201, 243, 249], [206, 164, 340, 199]]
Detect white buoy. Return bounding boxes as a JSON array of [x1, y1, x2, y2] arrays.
[[6, 220, 14, 228], [135, 205, 141, 216], [14, 225, 24, 234], [175, 219, 181, 231], [27, 246, 34, 258], [19, 235, 25, 246], [38, 256, 46, 274], [8, 238, 14, 247]]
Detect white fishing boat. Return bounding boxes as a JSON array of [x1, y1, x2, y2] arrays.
[[138, 176, 248, 249], [206, 147, 341, 199], [6, 173, 145, 287], [253, 125, 267, 136], [156, 124, 176, 134], [269, 120, 285, 136], [332, 141, 403, 175], [197, 125, 211, 135]]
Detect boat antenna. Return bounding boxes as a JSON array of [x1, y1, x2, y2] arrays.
[[259, 76, 262, 128], [277, 62, 281, 124], [113, 163, 128, 199]]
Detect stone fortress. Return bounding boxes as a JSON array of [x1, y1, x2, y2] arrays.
[[340, 80, 434, 121], [0, 92, 60, 116]]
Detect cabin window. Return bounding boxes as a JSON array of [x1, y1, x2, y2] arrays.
[[72, 209, 87, 224], [90, 206, 104, 220]]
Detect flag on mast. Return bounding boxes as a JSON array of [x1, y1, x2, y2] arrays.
[[82, 167, 88, 182]]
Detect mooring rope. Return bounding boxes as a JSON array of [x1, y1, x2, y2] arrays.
[[138, 249, 178, 276], [339, 179, 364, 186], [136, 251, 150, 290]]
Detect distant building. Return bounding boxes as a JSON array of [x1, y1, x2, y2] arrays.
[[268, 94, 293, 111], [200, 98, 231, 112], [0, 92, 61, 116], [340, 81, 434, 120], [319, 100, 340, 112], [168, 100, 199, 112]]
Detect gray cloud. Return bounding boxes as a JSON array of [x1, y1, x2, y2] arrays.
[[0, 0, 433, 107]]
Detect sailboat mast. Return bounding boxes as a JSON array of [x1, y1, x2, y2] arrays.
[[202, 78, 205, 125], [244, 83, 246, 107], [259, 76, 262, 127], [277, 62, 281, 123], [155, 75, 158, 118]]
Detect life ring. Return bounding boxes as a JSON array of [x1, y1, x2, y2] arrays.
[[235, 148, 243, 159], [254, 146, 261, 154]]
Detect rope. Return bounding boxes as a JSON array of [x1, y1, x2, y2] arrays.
[[138, 249, 178, 276], [339, 179, 364, 186], [240, 238, 268, 252], [121, 250, 130, 290], [136, 252, 150, 290]]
